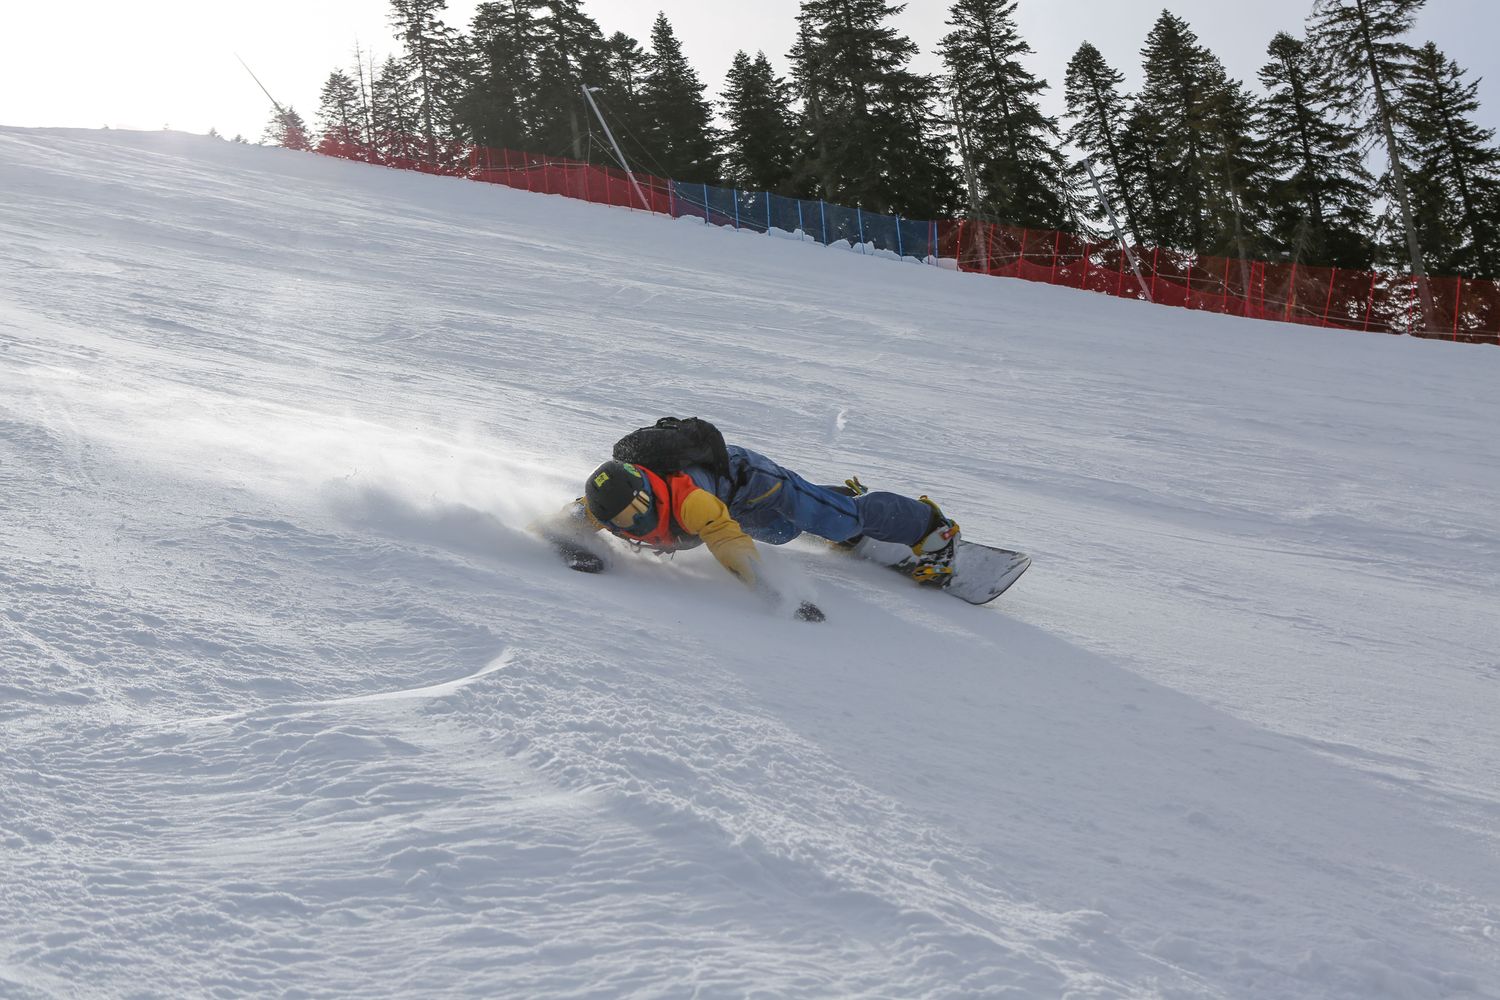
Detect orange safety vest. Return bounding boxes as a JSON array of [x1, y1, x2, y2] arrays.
[[604, 467, 704, 551]]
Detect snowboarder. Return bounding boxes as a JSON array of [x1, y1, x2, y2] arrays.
[[543, 424, 961, 608]]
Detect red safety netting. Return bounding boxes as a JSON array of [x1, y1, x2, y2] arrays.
[[941, 219, 1499, 344], [463, 146, 676, 214], [314, 137, 1499, 346]]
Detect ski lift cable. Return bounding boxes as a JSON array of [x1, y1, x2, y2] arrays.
[[587, 90, 672, 182]]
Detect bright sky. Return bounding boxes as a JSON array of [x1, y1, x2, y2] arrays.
[[3, 0, 1495, 143]]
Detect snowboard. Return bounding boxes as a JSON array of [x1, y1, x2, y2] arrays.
[[845, 536, 1031, 605]]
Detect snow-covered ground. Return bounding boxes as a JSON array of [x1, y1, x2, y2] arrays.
[[2, 127, 1497, 999]]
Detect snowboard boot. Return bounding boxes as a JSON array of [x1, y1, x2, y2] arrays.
[[828, 476, 869, 550], [909, 497, 960, 586]]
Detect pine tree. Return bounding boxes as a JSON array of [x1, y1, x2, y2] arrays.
[[1309, 0, 1432, 320], [529, 0, 608, 159], [790, 0, 960, 217], [939, 0, 1073, 229], [1063, 41, 1146, 246], [461, 0, 545, 150], [604, 31, 649, 100], [1127, 13, 1212, 247], [316, 70, 365, 148], [262, 107, 312, 150], [371, 55, 423, 160], [1208, 70, 1276, 263], [596, 30, 652, 154], [721, 51, 800, 192], [1128, 11, 1270, 257], [1395, 43, 1500, 278], [352, 42, 378, 156], [1258, 32, 1376, 268], [637, 14, 719, 182], [388, 0, 466, 158]]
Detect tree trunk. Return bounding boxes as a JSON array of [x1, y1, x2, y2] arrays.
[[1354, 0, 1434, 329]]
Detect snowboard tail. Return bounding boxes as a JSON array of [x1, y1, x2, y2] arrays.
[[849, 537, 1030, 605]]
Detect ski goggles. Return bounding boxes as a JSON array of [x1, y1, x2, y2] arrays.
[[610, 489, 659, 535]]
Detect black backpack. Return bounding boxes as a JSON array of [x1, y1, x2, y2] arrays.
[[612, 417, 732, 478]]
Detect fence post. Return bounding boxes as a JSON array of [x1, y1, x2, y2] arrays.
[[1050, 230, 1062, 283], [856, 207, 866, 254], [1454, 276, 1463, 340], [703, 183, 710, 225], [767, 193, 772, 234], [1019, 229, 1030, 277], [502, 147, 511, 186], [1362, 271, 1378, 331], [1082, 241, 1091, 288], [931, 221, 938, 265], [1322, 268, 1338, 328], [1221, 257, 1232, 313], [1284, 263, 1298, 321], [797, 199, 805, 242], [986, 224, 995, 274], [896, 214, 904, 259], [524, 153, 533, 193], [733, 189, 740, 230], [1150, 247, 1160, 301], [1116, 245, 1126, 297], [820, 199, 828, 245]]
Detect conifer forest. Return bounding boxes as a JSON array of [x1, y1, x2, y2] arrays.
[[267, 0, 1500, 281]]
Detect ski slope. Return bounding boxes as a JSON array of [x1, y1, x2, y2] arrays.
[[2, 127, 1498, 999]]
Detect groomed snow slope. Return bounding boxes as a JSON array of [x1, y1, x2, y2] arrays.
[[2, 128, 1497, 999]]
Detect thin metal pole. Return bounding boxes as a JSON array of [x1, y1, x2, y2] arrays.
[[581, 85, 650, 212], [797, 200, 805, 241], [819, 200, 828, 244], [235, 53, 288, 116], [1454, 276, 1462, 340], [1322, 268, 1339, 328], [703, 183, 710, 225], [856, 208, 866, 254], [896, 214, 904, 259], [1081, 155, 1152, 302]]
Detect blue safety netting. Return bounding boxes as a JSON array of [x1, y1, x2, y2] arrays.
[[669, 180, 707, 223], [735, 190, 769, 234], [670, 179, 933, 262], [901, 217, 938, 261]]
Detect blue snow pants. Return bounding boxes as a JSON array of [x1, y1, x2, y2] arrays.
[[688, 446, 933, 547]]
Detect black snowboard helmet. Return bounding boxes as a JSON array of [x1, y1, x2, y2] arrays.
[[585, 459, 653, 526]]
